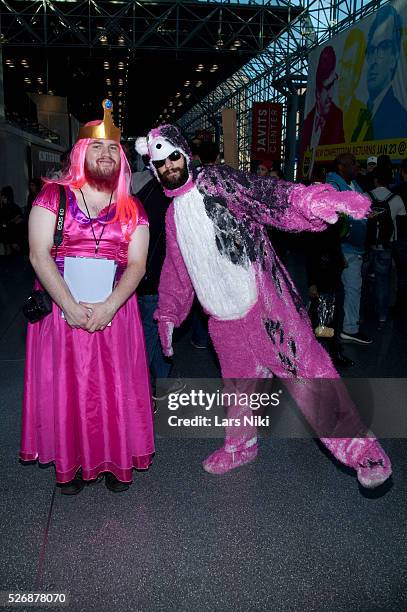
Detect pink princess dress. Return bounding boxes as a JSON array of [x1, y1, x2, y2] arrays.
[[20, 183, 154, 483]]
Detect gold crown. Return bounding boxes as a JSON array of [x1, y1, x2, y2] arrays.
[[77, 99, 121, 142]]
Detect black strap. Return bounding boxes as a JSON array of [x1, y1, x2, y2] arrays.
[[54, 185, 67, 248], [367, 190, 396, 207]]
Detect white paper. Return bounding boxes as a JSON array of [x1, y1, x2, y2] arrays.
[[63, 256, 117, 304]]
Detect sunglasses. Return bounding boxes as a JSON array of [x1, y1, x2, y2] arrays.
[[152, 150, 182, 169]]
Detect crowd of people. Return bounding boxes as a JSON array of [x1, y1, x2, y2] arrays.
[[305, 154, 406, 368], [13, 100, 405, 496]]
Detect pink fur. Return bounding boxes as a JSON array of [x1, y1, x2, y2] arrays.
[[157, 204, 392, 488]]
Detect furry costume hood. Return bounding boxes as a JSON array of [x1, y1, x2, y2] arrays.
[[135, 124, 195, 197]]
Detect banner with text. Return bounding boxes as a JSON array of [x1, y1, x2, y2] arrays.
[[301, 0, 407, 179], [251, 102, 283, 167]]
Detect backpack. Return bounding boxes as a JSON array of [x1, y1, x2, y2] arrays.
[[366, 191, 395, 248]]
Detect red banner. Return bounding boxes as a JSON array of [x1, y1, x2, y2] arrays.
[[251, 102, 282, 162]]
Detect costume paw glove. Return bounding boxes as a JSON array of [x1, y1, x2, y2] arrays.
[[158, 320, 174, 357]]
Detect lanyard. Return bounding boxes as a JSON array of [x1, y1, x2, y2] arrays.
[[79, 188, 113, 254]]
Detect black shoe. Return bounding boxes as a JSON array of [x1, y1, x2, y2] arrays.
[[152, 378, 186, 401], [60, 472, 86, 495], [105, 472, 130, 493], [332, 352, 355, 369], [340, 331, 372, 345]]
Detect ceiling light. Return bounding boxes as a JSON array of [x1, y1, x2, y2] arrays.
[[21, 59, 27, 65], [195, 64, 204, 72], [168, 101, 173, 107], [104, 62, 109, 69], [184, 81, 190, 87], [108, 90, 112, 96], [185, 93, 191, 99], [233, 39, 242, 47], [175, 92, 181, 98], [106, 78, 111, 85], [195, 81, 202, 87], [118, 78, 124, 85], [5, 59, 12, 64], [177, 101, 183, 107], [118, 36, 125, 46], [118, 62, 125, 70], [210, 64, 218, 72], [171, 109, 176, 114], [215, 39, 224, 49], [99, 35, 108, 44]]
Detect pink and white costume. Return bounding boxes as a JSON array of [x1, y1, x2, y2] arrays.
[[137, 125, 391, 488]]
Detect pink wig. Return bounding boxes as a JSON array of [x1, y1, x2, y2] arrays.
[[45, 123, 139, 237]]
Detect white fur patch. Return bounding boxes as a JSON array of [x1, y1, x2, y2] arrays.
[[174, 187, 257, 320]]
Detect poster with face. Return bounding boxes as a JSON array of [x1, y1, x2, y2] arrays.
[[301, 0, 407, 179]]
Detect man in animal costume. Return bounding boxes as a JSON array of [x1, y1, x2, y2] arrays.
[[136, 124, 392, 489]]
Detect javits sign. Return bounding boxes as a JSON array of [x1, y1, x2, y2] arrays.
[[251, 102, 283, 163]]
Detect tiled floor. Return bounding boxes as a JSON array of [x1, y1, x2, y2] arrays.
[[1, 254, 406, 612]]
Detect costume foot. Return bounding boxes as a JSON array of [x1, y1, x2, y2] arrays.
[[59, 472, 85, 495], [105, 472, 130, 493], [356, 443, 392, 489], [202, 444, 258, 475]]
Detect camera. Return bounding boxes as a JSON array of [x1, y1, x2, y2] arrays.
[[22, 290, 53, 323]]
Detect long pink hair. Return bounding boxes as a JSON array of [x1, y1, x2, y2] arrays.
[[45, 126, 138, 237]]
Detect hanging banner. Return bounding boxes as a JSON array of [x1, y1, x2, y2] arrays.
[[300, 0, 407, 179], [251, 102, 283, 164], [222, 108, 239, 169]]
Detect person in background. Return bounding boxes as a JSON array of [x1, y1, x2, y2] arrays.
[[306, 222, 353, 369], [356, 156, 377, 192], [190, 141, 202, 169], [256, 160, 272, 177], [364, 165, 406, 326], [391, 159, 407, 318], [326, 154, 372, 345], [0, 186, 24, 254], [132, 157, 184, 398]]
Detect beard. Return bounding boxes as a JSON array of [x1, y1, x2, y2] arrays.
[[158, 164, 189, 190], [85, 158, 120, 191]]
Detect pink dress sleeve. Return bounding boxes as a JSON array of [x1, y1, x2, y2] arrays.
[[32, 182, 61, 215], [134, 197, 149, 226]]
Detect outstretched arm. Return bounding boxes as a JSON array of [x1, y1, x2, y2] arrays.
[[198, 166, 371, 233], [155, 205, 195, 356]]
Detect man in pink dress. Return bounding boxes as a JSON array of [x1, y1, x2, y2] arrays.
[[20, 101, 154, 494]]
